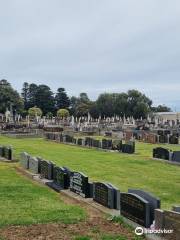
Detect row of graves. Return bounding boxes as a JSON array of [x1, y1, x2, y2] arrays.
[[44, 132, 135, 154], [20, 152, 180, 238], [0, 145, 13, 160], [153, 147, 180, 164], [124, 129, 179, 145]]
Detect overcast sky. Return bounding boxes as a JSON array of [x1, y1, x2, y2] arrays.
[[1, 0, 180, 110]]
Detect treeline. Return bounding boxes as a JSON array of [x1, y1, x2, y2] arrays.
[[0, 79, 171, 118]]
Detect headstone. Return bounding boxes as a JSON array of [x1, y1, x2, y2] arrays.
[[70, 172, 92, 198], [47, 166, 70, 191], [121, 144, 134, 154], [93, 182, 115, 209], [171, 151, 180, 163], [128, 189, 160, 225], [169, 135, 179, 144], [153, 147, 171, 160], [39, 160, 54, 180], [29, 156, 40, 174], [77, 138, 83, 146], [0, 146, 5, 158], [4, 147, 12, 160], [120, 192, 151, 227], [85, 137, 93, 147], [20, 152, 30, 169], [101, 139, 112, 149], [92, 139, 100, 148], [107, 183, 120, 210]]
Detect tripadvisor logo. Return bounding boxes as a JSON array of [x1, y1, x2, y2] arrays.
[[135, 227, 144, 236], [135, 226, 173, 235]]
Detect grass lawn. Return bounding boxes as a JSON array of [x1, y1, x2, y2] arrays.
[[0, 135, 180, 210], [0, 162, 85, 227]]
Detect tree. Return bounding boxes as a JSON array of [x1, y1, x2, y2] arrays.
[[35, 85, 55, 115], [57, 109, 70, 118], [152, 105, 171, 112], [96, 93, 117, 117], [126, 90, 152, 118], [76, 102, 91, 117], [28, 106, 42, 118], [21, 82, 29, 110], [0, 79, 23, 113], [55, 88, 70, 110], [69, 96, 79, 115], [69, 93, 91, 117], [79, 92, 90, 103], [27, 83, 38, 109]]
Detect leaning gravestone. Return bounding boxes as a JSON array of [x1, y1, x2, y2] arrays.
[[20, 152, 30, 169], [120, 192, 151, 228], [29, 156, 40, 174], [93, 182, 115, 209], [47, 166, 71, 191], [39, 160, 54, 180], [70, 172, 92, 198], [128, 189, 160, 225]]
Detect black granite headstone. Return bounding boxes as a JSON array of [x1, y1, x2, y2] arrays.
[[171, 151, 180, 163], [93, 182, 115, 209], [4, 147, 12, 160], [39, 160, 54, 180], [101, 139, 112, 149], [77, 138, 83, 146], [153, 147, 171, 160], [128, 189, 160, 225], [0, 146, 5, 158], [120, 192, 151, 227], [122, 144, 134, 154], [169, 135, 178, 144], [70, 172, 92, 198], [92, 139, 100, 148]]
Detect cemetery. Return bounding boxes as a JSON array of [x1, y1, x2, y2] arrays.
[[1, 0, 180, 236], [0, 132, 180, 239], [17, 148, 180, 238], [0, 83, 180, 239]]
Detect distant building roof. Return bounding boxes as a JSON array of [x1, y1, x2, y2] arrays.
[[155, 112, 180, 115]]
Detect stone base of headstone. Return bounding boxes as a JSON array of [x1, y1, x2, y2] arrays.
[[46, 182, 64, 192], [172, 206, 180, 213], [152, 157, 180, 166]]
